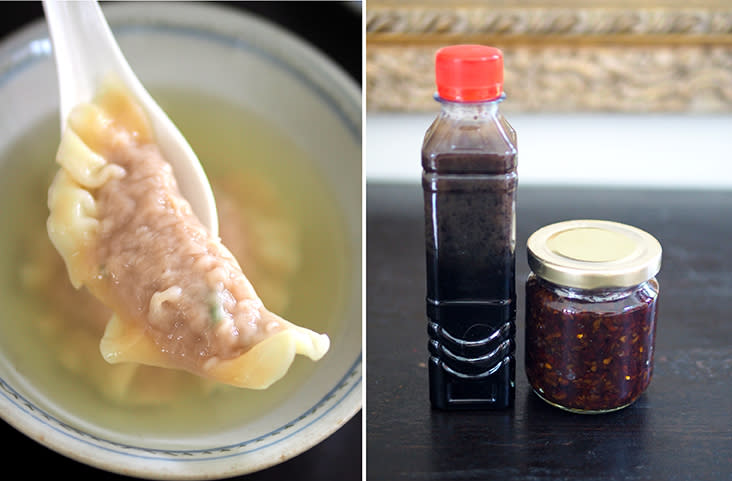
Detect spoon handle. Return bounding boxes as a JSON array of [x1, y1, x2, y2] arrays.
[[43, 0, 139, 128], [42, 0, 219, 236]]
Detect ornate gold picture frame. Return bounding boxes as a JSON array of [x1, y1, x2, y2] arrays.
[[367, 0, 732, 112]]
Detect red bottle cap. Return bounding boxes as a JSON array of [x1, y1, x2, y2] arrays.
[[435, 45, 504, 102]]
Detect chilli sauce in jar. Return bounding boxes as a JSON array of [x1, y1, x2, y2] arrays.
[[525, 220, 662, 413]]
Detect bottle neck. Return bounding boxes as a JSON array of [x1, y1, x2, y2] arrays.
[[436, 93, 504, 119]]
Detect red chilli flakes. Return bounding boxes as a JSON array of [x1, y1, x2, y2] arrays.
[[525, 275, 658, 412]]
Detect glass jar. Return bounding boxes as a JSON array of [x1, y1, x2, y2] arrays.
[[524, 219, 662, 413]]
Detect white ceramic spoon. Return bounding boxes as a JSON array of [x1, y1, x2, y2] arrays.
[[42, 0, 219, 236]]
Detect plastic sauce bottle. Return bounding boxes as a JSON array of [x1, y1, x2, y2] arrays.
[[422, 45, 518, 410]]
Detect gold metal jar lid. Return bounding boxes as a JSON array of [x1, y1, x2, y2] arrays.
[[527, 220, 662, 289]]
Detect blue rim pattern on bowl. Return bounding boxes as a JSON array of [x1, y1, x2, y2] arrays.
[[0, 22, 361, 142], [0, 3, 362, 474], [0, 355, 361, 460], [0, 38, 52, 88], [115, 23, 361, 143]]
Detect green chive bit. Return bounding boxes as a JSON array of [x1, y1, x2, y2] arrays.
[[208, 292, 224, 324]]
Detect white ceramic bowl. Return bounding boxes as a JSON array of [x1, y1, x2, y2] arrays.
[[0, 3, 361, 479]]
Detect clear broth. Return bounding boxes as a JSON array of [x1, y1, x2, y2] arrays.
[[0, 88, 350, 438]]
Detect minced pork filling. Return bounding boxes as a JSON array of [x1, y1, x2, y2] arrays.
[[93, 136, 286, 369], [46, 84, 329, 387]]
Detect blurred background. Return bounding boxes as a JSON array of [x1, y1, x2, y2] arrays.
[[0, 1, 362, 85], [366, 0, 732, 189]]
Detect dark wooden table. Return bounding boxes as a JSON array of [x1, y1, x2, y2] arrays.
[[367, 182, 732, 481], [0, 2, 362, 480]]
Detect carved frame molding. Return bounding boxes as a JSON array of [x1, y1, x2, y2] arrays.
[[366, 2, 732, 112]]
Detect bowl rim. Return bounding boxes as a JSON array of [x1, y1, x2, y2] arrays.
[[0, 2, 362, 479]]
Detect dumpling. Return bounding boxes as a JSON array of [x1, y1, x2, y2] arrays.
[[47, 82, 330, 389]]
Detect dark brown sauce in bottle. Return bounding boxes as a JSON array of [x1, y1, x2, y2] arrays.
[[422, 100, 518, 409]]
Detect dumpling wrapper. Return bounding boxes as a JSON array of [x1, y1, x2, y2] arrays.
[[100, 313, 330, 390], [47, 83, 330, 389]]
